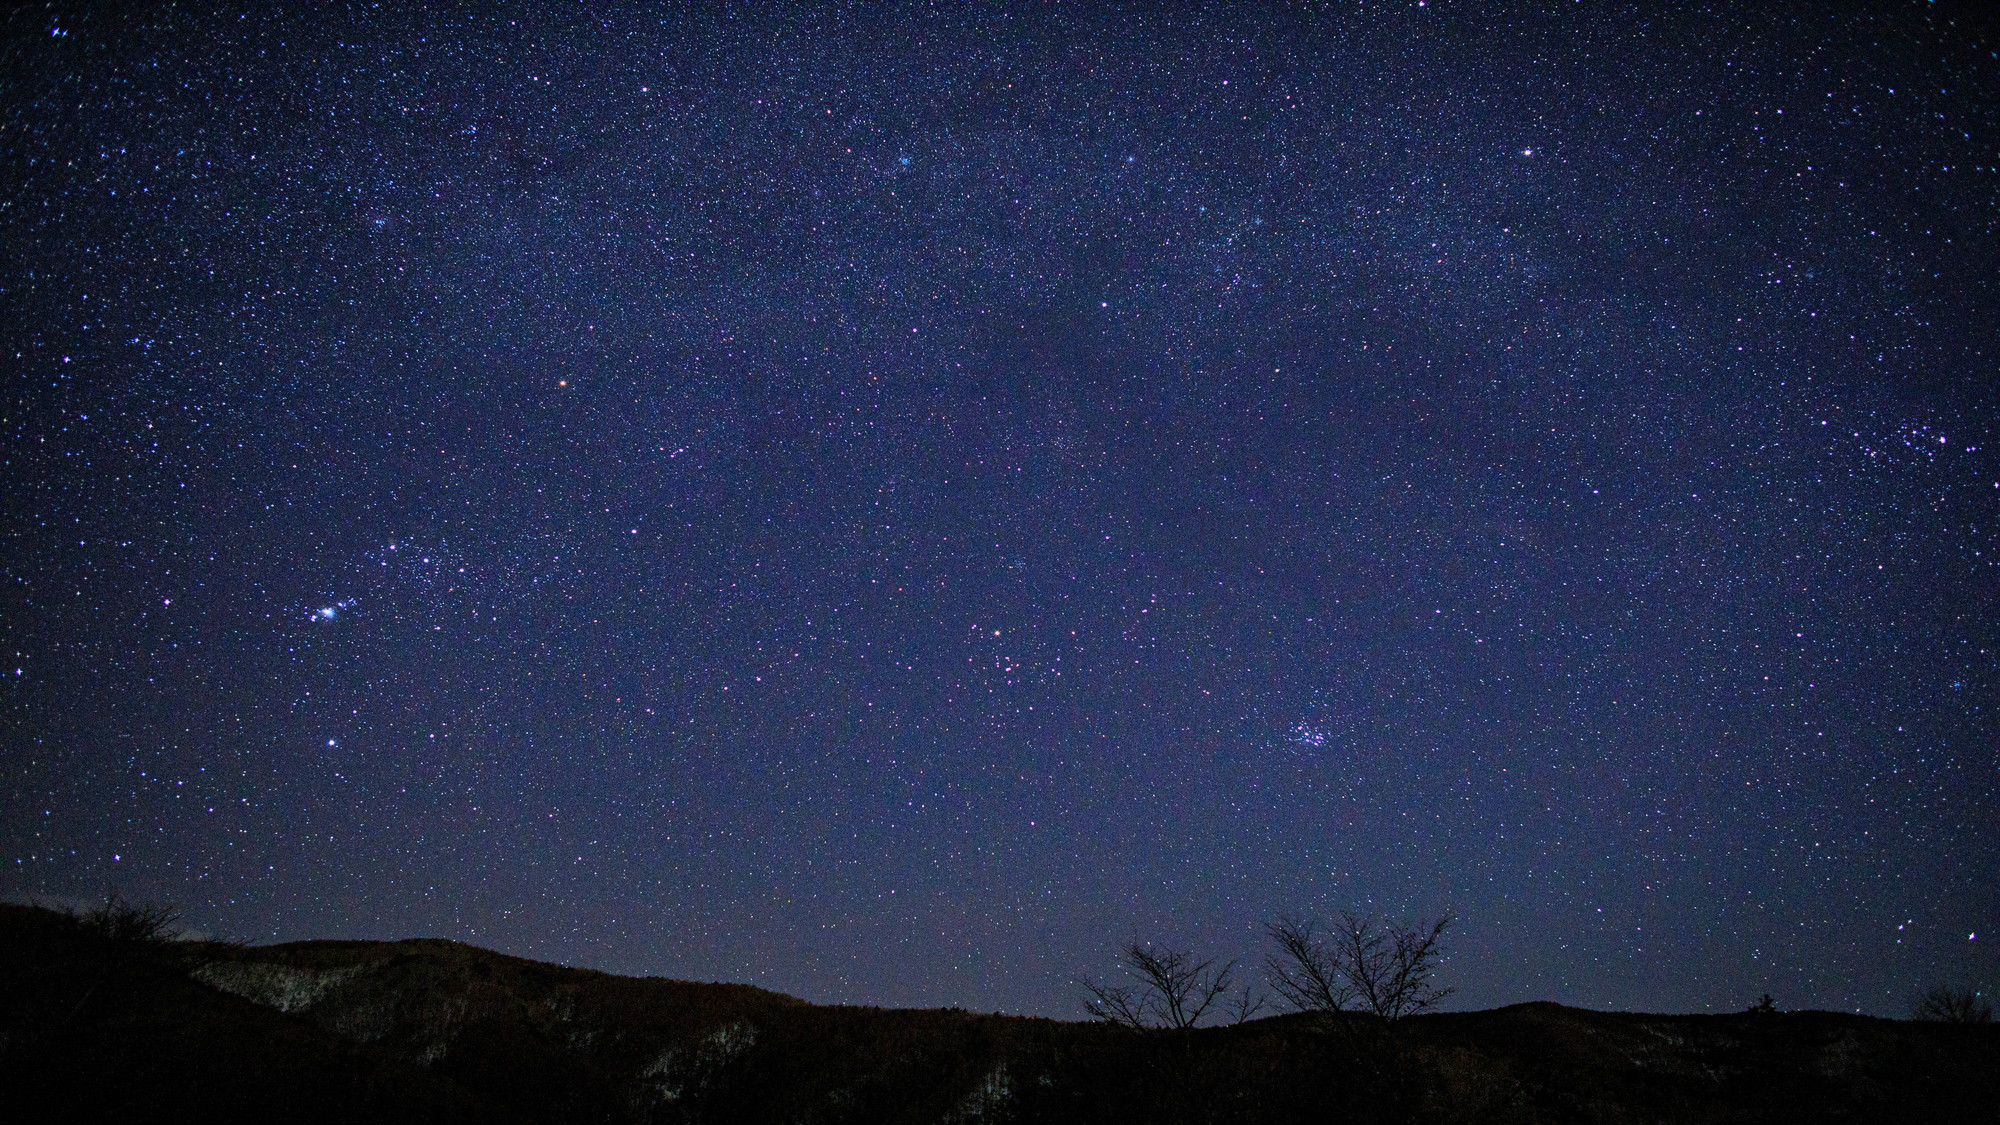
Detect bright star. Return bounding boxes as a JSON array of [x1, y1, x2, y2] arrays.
[[310, 596, 357, 622]]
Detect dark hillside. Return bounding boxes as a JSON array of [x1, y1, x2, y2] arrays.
[[0, 903, 514, 1123], [2, 904, 1993, 1124], [1410, 1002, 2000, 1124]]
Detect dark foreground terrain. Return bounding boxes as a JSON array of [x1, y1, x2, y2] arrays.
[[2, 903, 1992, 1124]]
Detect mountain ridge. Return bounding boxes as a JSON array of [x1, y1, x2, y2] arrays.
[[4, 902, 1993, 1123]]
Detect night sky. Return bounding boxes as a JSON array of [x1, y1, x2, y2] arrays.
[[5, 3, 1996, 1019]]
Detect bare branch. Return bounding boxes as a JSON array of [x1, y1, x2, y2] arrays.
[[1078, 941, 1243, 1030], [1078, 975, 1151, 1029], [1264, 916, 1355, 1015], [1266, 912, 1452, 1021], [74, 892, 184, 945], [1335, 913, 1390, 1017], [1376, 915, 1453, 1020], [1912, 985, 1993, 1024], [1227, 983, 1269, 1025]]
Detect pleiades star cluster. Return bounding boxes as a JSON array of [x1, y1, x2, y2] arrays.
[[4, 2, 1995, 1017]]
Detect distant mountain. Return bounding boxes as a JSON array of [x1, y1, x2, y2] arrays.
[[3, 902, 1993, 1123]]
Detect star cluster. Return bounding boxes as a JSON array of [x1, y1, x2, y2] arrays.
[[4, 3, 1995, 1016]]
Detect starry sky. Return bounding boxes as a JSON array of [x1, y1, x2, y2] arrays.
[[4, 2, 1996, 1018]]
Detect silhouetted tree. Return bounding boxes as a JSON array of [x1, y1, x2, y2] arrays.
[[1912, 985, 1993, 1024], [1266, 916, 1352, 1014], [67, 892, 183, 947], [1745, 993, 1778, 1015], [1226, 980, 1270, 1025], [1265, 913, 1453, 1021], [1079, 942, 1255, 1030]]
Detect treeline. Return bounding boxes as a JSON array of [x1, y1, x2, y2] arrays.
[[1077, 911, 1996, 1028], [1078, 912, 1453, 1030]]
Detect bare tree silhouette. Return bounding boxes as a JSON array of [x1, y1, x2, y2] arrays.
[[1079, 941, 1256, 1030], [68, 892, 183, 946], [1265, 913, 1453, 1021], [1912, 985, 1993, 1024]]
